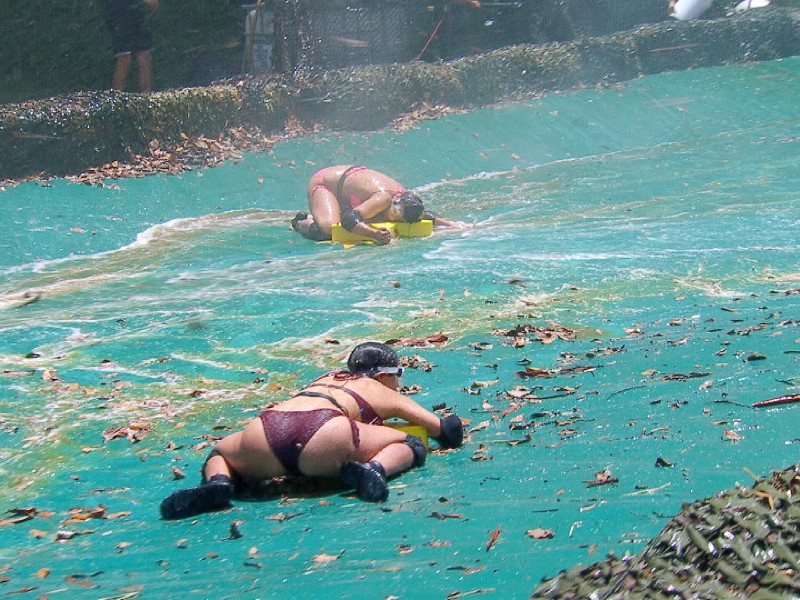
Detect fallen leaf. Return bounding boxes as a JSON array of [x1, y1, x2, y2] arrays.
[[429, 512, 463, 520], [106, 511, 131, 520], [386, 333, 449, 348], [56, 529, 94, 541], [311, 553, 340, 564], [0, 514, 34, 526], [723, 429, 743, 442], [486, 525, 501, 551], [585, 469, 619, 487], [471, 379, 499, 388], [469, 342, 493, 351], [446, 588, 496, 599], [64, 506, 107, 523], [267, 512, 302, 522], [526, 528, 554, 539], [515, 367, 555, 379], [65, 574, 97, 588], [469, 421, 490, 433]]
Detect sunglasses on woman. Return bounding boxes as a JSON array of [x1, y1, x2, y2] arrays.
[[372, 366, 404, 377]]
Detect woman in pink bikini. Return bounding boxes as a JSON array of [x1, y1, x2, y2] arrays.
[[291, 165, 463, 243], [160, 342, 464, 519]]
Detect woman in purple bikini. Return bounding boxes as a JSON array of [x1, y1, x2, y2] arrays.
[[160, 342, 464, 519], [291, 165, 463, 243]]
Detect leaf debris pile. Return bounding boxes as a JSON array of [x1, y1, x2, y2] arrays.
[[531, 463, 800, 599], [64, 127, 303, 187]]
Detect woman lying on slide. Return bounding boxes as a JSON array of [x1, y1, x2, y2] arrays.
[[291, 165, 465, 244], [160, 342, 464, 519]]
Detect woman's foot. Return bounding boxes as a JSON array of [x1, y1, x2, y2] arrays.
[[340, 461, 388, 502], [160, 475, 234, 520]]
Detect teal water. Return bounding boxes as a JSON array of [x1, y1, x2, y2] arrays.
[[1, 57, 799, 598]]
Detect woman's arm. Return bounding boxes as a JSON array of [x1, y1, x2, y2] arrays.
[[355, 191, 394, 221], [346, 219, 393, 244], [422, 210, 471, 229], [380, 387, 463, 448], [339, 191, 394, 243]]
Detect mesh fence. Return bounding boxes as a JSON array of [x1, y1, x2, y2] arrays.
[[305, 1, 431, 69]]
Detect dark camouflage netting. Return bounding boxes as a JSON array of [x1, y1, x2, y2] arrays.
[[2, 8, 799, 181], [531, 464, 800, 599]]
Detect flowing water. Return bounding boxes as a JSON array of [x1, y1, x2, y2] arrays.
[[1, 57, 798, 598]]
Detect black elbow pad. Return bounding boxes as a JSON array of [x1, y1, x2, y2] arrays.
[[340, 209, 364, 231]]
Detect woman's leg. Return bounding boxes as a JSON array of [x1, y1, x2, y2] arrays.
[[340, 424, 427, 502], [298, 418, 419, 502], [202, 450, 234, 481], [353, 423, 417, 477], [112, 53, 132, 90], [307, 186, 341, 236], [135, 49, 153, 92], [160, 438, 241, 520]]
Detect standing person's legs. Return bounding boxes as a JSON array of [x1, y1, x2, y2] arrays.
[[112, 53, 132, 90], [135, 49, 153, 92]]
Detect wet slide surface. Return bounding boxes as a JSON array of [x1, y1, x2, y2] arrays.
[[1, 57, 798, 598]]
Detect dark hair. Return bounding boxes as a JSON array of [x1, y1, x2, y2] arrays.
[[396, 191, 424, 222], [347, 342, 398, 374], [290, 212, 308, 231]]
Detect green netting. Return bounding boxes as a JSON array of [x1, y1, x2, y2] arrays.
[[0, 57, 798, 598]]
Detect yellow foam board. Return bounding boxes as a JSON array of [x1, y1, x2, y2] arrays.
[[387, 422, 429, 449], [330, 220, 433, 244], [395, 220, 433, 237], [330, 222, 397, 243]]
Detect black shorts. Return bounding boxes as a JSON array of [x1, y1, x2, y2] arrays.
[[102, 0, 153, 55]]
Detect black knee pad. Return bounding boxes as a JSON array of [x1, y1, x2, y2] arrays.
[[404, 435, 427, 467], [306, 222, 328, 241]]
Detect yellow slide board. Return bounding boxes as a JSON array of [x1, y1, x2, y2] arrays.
[[330, 220, 433, 244], [387, 422, 429, 449], [394, 220, 434, 238]]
